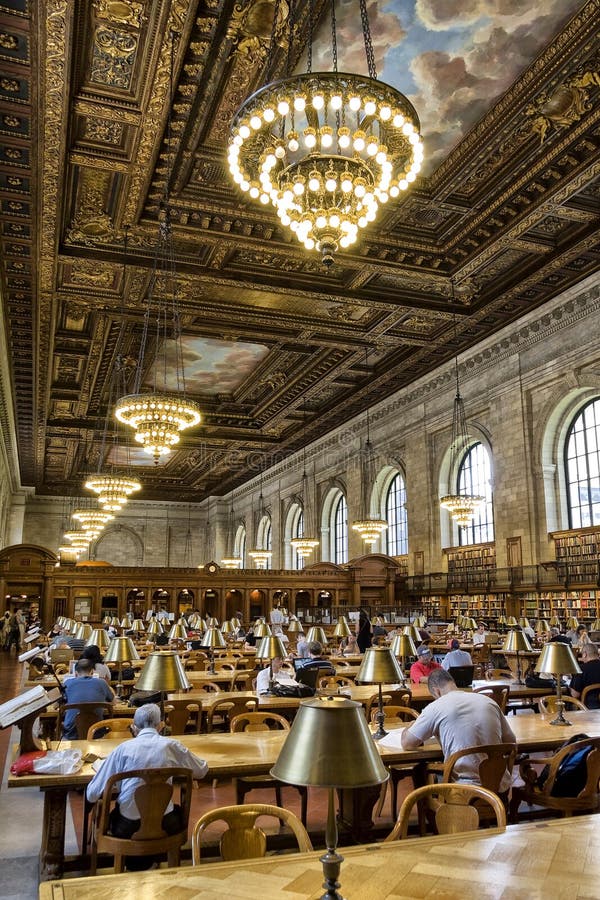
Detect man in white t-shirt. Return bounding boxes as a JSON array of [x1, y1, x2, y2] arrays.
[[255, 656, 297, 694], [472, 624, 488, 646], [400, 668, 516, 791]]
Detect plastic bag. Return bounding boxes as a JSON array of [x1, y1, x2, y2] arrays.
[[32, 749, 83, 775], [10, 750, 47, 775]]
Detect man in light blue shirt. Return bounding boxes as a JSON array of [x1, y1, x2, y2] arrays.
[[86, 703, 207, 868], [442, 639, 473, 670]]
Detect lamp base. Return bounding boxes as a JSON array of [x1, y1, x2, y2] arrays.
[[320, 848, 344, 900]]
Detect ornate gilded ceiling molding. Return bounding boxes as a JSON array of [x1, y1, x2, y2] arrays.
[[526, 66, 599, 143], [93, 0, 146, 29], [122, 0, 192, 223], [74, 99, 141, 124]]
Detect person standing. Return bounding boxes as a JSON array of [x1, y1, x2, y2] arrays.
[[356, 609, 372, 653], [5, 612, 21, 653]]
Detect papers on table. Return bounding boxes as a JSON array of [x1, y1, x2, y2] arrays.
[[378, 728, 407, 750]]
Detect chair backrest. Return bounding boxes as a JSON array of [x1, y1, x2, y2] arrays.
[[538, 695, 588, 715], [485, 669, 514, 681], [92, 767, 192, 873], [473, 685, 509, 713], [86, 717, 134, 740], [206, 696, 257, 731], [230, 711, 290, 732], [191, 803, 312, 864], [385, 783, 506, 841], [61, 702, 114, 740], [198, 682, 221, 693], [440, 742, 517, 793], [318, 675, 354, 689], [535, 737, 600, 801], [581, 682, 600, 709], [370, 705, 418, 725], [164, 699, 201, 735]]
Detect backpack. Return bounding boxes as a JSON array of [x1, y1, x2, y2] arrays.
[[538, 733, 593, 797]]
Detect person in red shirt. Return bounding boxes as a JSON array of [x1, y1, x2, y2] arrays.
[[410, 645, 442, 684]]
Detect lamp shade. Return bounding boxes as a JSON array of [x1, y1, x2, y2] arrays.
[[206, 617, 219, 628], [506, 616, 518, 627], [253, 622, 272, 638], [566, 616, 579, 630], [135, 651, 191, 693], [146, 619, 163, 637], [271, 697, 388, 788], [230, 617, 241, 629], [168, 622, 188, 642], [356, 647, 404, 685], [102, 615, 111, 626], [75, 623, 93, 641], [518, 617, 530, 629], [256, 636, 288, 661], [200, 627, 227, 649], [333, 618, 352, 638], [549, 615, 561, 627], [591, 619, 600, 632], [120, 615, 133, 629], [221, 620, 234, 634], [412, 616, 426, 628], [536, 619, 551, 634], [131, 619, 146, 633], [502, 630, 533, 653], [402, 625, 421, 643], [286, 619, 304, 635], [390, 634, 418, 659], [109, 617, 121, 628], [535, 642, 581, 676], [85, 628, 111, 651], [306, 626, 328, 645], [104, 636, 140, 664]]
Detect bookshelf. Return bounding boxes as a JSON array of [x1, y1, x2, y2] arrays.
[[551, 527, 600, 584], [444, 542, 496, 574], [519, 590, 598, 622], [448, 592, 507, 623]]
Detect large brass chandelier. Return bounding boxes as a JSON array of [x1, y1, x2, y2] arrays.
[[114, 34, 201, 462], [85, 474, 141, 512], [440, 342, 484, 526], [72, 507, 113, 537], [228, 0, 423, 266]]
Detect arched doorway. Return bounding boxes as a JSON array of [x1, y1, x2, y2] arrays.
[[178, 588, 195, 616], [126, 589, 145, 619], [101, 593, 119, 619], [152, 588, 170, 615], [248, 589, 266, 621], [294, 589, 311, 619], [203, 589, 218, 618], [225, 589, 243, 621]]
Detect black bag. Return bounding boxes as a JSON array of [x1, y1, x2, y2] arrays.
[[270, 682, 315, 698], [525, 673, 555, 689], [538, 733, 593, 797]]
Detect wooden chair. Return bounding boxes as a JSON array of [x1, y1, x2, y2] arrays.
[[196, 681, 221, 693], [206, 696, 257, 733], [485, 669, 514, 681], [374, 707, 421, 819], [191, 803, 312, 864], [318, 675, 354, 689], [581, 682, 600, 708], [510, 737, 600, 822], [473, 685, 509, 713], [86, 718, 135, 740], [537, 695, 587, 715], [385, 783, 506, 841], [428, 742, 517, 818], [60, 702, 114, 740], [230, 712, 308, 825], [90, 766, 193, 874], [164, 699, 201, 735]]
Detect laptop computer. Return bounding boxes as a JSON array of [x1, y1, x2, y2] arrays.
[[448, 665, 475, 688]]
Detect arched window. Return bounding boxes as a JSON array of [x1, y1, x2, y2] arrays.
[[385, 472, 408, 556], [234, 524, 246, 566], [565, 398, 600, 528], [457, 442, 494, 545], [256, 514, 272, 551], [294, 509, 305, 570], [333, 494, 348, 564]]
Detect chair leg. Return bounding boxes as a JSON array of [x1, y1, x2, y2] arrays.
[[374, 780, 387, 818]]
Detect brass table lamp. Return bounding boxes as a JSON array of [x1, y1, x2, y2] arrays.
[[131, 618, 146, 635], [333, 617, 352, 639], [254, 622, 272, 639], [356, 646, 405, 740], [200, 626, 227, 673], [135, 651, 191, 714], [146, 619, 163, 641], [74, 623, 93, 641], [104, 636, 140, 696], [84, 628, 110, 651], [535, 642, 581, 725], [402, 624, 421, 644], [390, 633, 417, 682], [271, 697, 387, 900], [306, 626, 328, 646], [168, 621, 188, 644], [502, 629, 532, 684], [256, 635, 288, 690]]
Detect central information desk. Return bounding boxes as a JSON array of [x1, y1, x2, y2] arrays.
[[39, 814, 600, 899], [10, 709, 600, 880]]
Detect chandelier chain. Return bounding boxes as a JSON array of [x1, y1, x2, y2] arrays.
[[330, 0, 338, 74], [358, 0, 377, 79], [307, 0, 314, 74]]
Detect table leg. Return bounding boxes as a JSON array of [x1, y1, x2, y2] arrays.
[[40, 787, 68, 880], [337, 785, 381, 842]]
